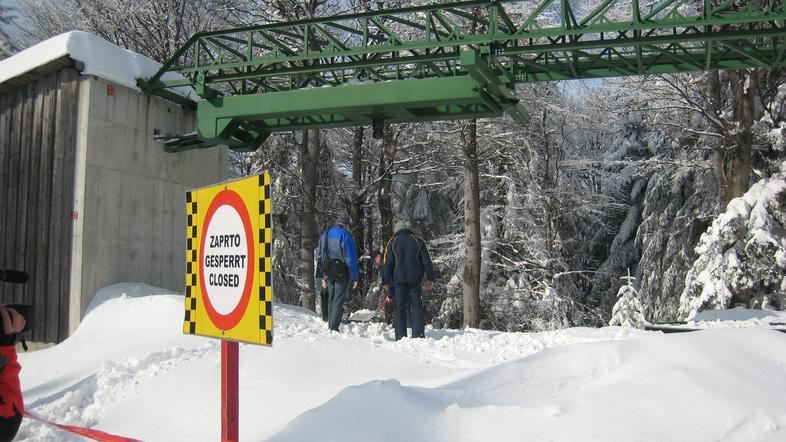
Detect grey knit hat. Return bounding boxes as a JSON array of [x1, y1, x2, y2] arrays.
[[394, 219, 412, 233], [336, 212, 351, 226]]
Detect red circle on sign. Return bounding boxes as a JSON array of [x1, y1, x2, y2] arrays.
[[199, 189, 255, 331]]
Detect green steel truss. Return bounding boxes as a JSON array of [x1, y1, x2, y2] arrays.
[[139, 0, 786, 151]]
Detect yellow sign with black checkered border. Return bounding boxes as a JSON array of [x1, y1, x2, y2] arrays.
[[184, 173, 273, 346]]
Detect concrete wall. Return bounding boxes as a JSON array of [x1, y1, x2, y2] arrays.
[[70, 76, 228, 330]]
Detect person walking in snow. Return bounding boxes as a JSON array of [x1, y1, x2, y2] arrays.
[[382, 220, 436, 340], [315, 213, 359, 332]]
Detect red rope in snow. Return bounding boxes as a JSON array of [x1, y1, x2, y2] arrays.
[[24, 411, 143, 442]]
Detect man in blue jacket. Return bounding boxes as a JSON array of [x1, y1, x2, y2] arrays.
[[315, 213, 359, 332], [382, 220, 436, 340]]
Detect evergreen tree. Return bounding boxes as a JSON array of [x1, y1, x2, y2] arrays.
[[678, 162, 786, 320], [609, 270, 647, 328]]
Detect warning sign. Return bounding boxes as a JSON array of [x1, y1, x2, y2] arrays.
[[184, 173, 273, 346]]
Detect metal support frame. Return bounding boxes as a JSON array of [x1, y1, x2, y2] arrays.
[[138, 0, 786, 151]]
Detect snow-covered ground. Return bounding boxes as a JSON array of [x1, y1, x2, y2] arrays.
[[16, 284, 786, 441]]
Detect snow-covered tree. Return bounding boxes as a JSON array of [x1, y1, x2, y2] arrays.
[[0, 1, 15, 58], [609, 271, 647, 328], [11, 0, 238, 62], [582, 69, 786, 324], [452, 82, 589, 331], [679, 161, 786, 320]]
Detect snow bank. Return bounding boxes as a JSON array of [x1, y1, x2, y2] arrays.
[[84, 282, 177, 314], [273, 328, 786, 442], [687, 307, 786, 331], [691, 307, 786, 322], [0, 31, 195, 98], [16, 283, 786, 441]]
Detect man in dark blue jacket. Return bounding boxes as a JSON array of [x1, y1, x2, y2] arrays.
[[382, 220, 436, 340], [315, 213, 359, 332]]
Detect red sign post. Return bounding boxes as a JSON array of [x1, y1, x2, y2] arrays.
[[222, 340, 239, 442]]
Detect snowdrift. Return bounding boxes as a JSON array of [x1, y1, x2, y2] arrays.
[[16, 284, 786, 441], [273, 328, 786, 441]]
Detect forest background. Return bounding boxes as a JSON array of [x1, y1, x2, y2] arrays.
[[2, 0, 784, 332]]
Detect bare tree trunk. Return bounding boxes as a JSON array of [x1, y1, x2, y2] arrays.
[[366, 209, 376, 311], [539, 108, 556, 264], [706, 70, 756, 210], [351, 127, 365, 256], [378, 124, 396, 246], [366, 217, 374, 254], [710, 71, 756, 210], [461, 120, 481, 328], [295, 0, 325, 312], [299, 128, 320, 311], [707, 70, 728, 210], [727, 70, 755, 201], [350, 127, 365, 311]]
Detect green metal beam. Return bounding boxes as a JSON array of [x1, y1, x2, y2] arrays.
[[137, 0, 786, 151], [197, 74, 505, 138], [461, 50, 527, 123]]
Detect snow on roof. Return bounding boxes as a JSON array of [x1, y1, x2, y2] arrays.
[[0, 31, 195, 99]]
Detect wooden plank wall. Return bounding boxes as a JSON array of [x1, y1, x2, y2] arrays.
[[0, 66, 79, 343]]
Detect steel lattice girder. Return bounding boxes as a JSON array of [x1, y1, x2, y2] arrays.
[[197, 53, 524, 141], [138, 0, 786, 151]]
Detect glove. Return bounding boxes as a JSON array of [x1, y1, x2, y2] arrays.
[[0, 306, 25, 348], [352, 281, 358, 289]]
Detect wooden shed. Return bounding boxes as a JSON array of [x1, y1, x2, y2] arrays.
[[0, 32, 228, 343]]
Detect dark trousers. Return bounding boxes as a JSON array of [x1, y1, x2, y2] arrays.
[[315, 277, 328, 322], [393, 281, 424, 340], [384, 301, 394, 325], [320, 290, 329, 322], [327, 278, 349, 331]]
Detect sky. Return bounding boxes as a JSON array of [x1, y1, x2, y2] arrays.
[[14, 283, 786, 441]]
